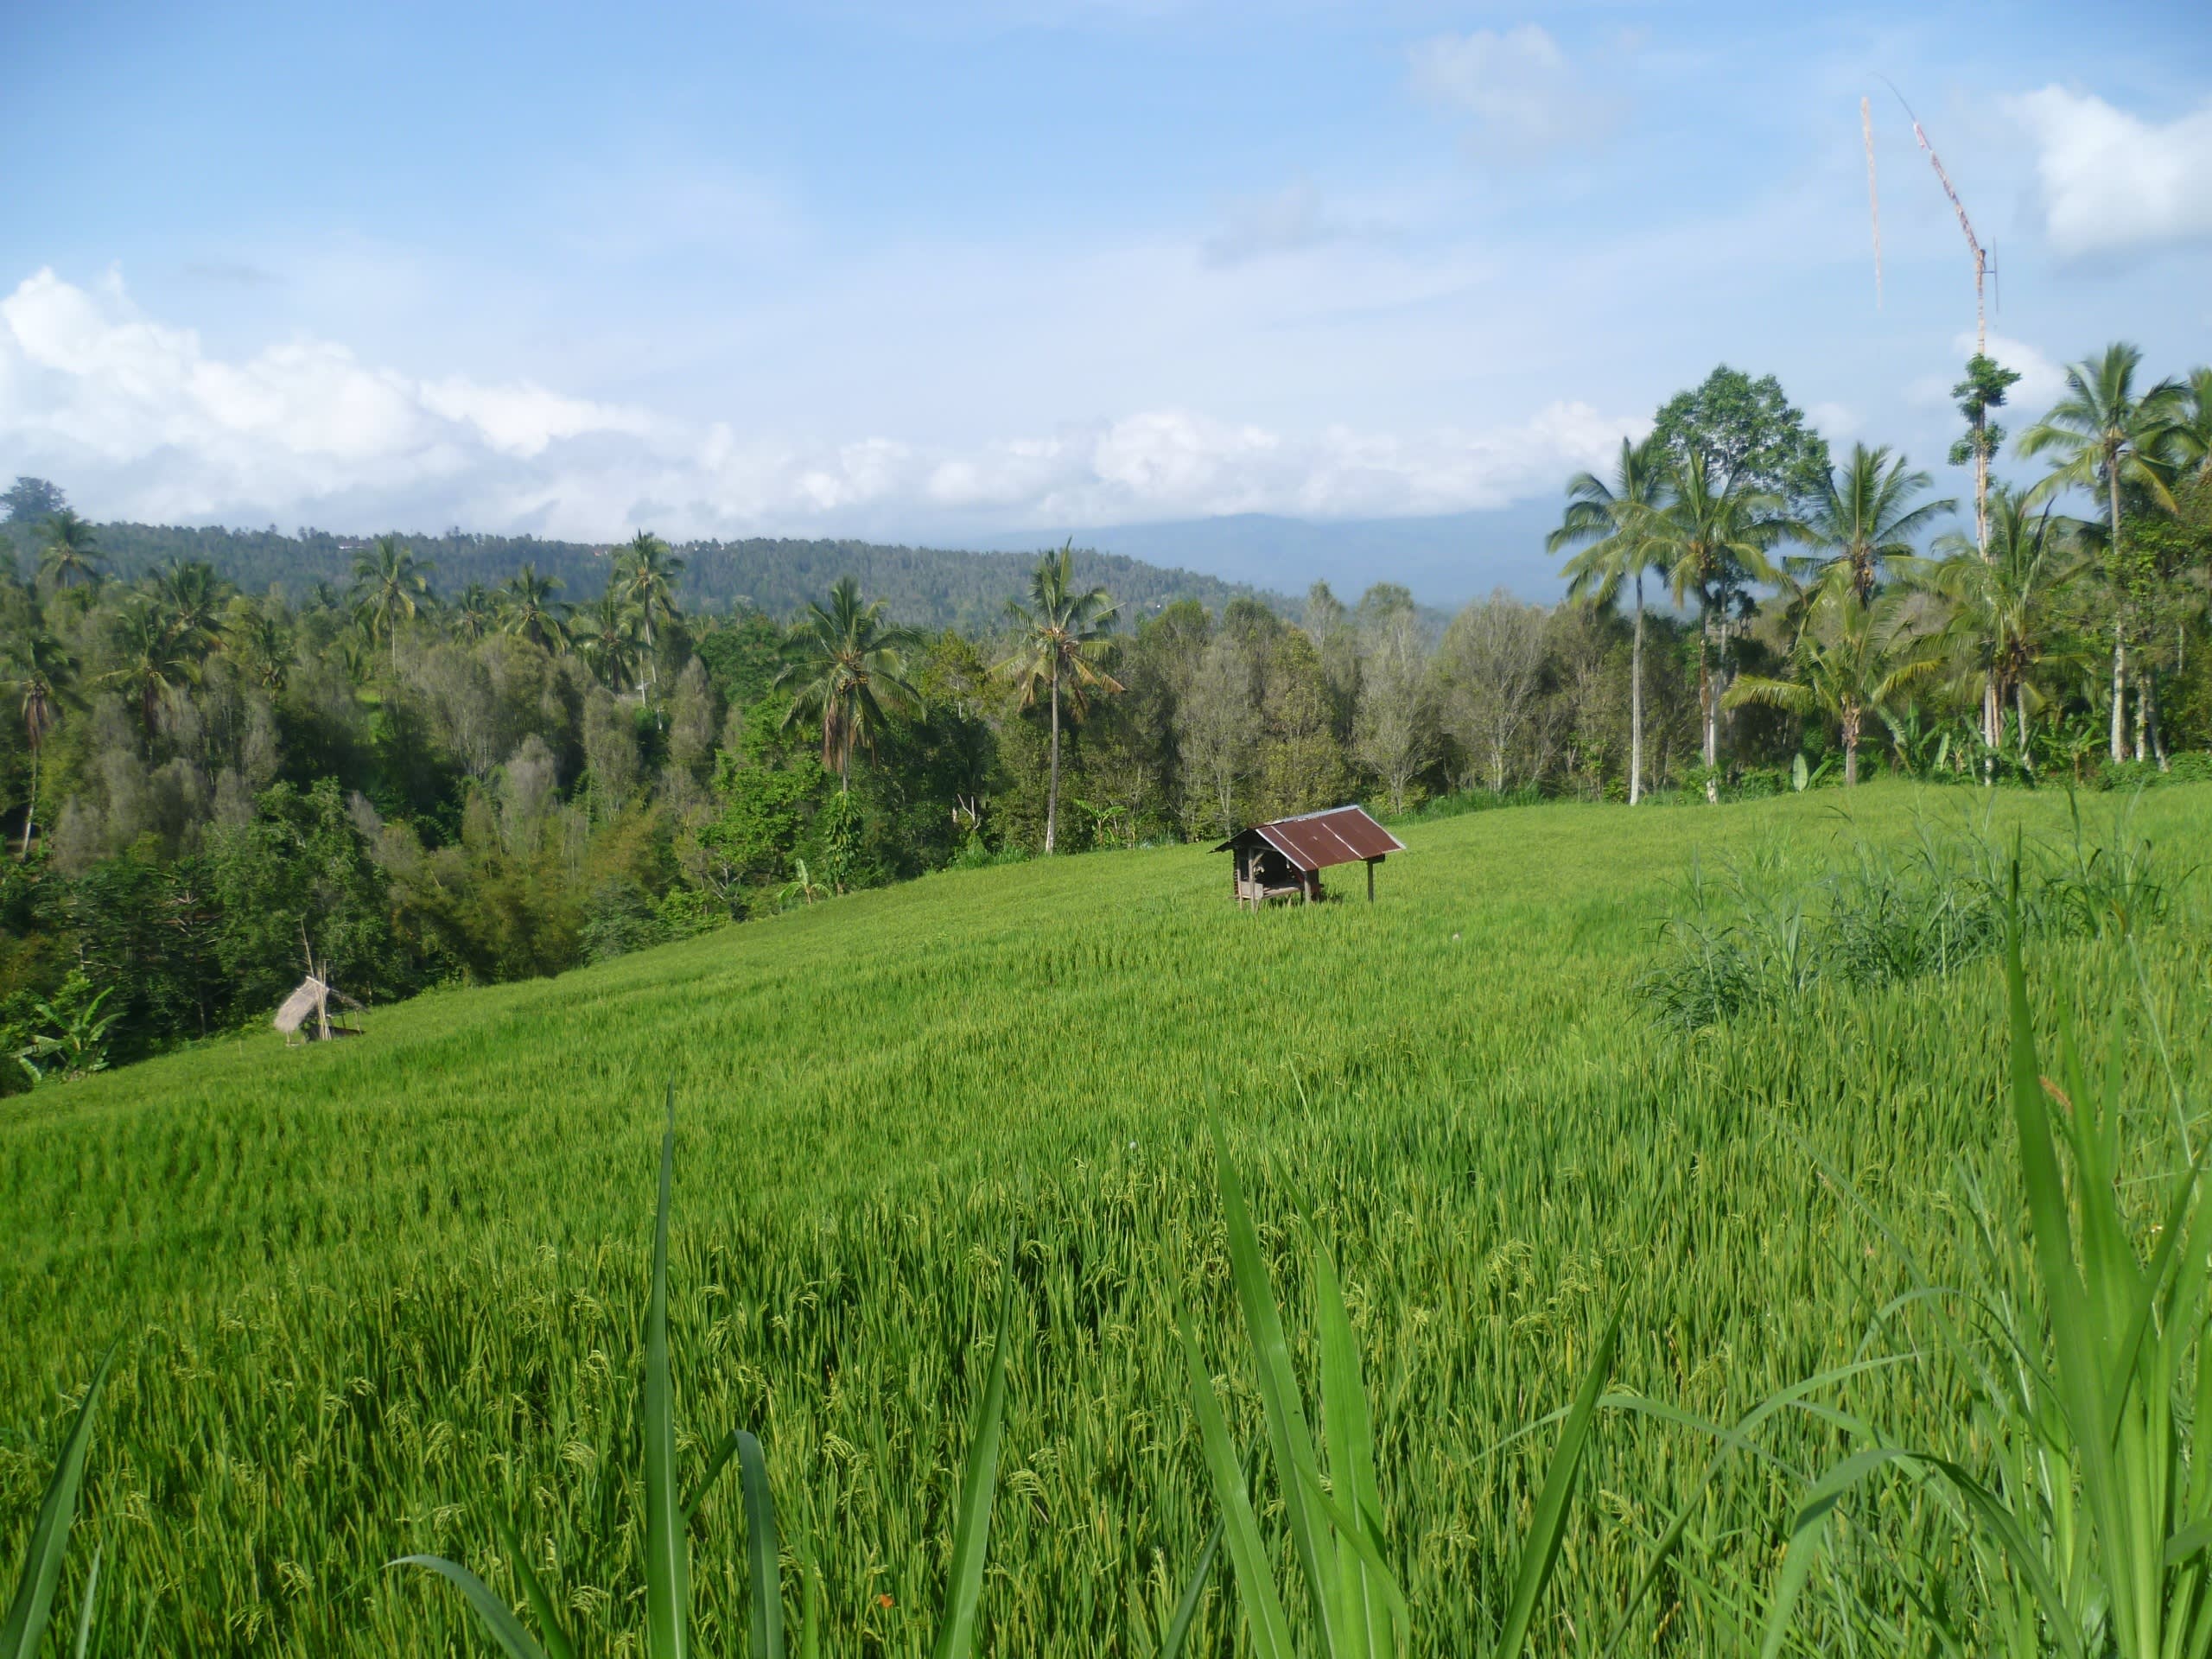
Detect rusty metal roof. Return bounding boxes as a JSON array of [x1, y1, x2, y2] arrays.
[[1211, 805, 1406, 871]]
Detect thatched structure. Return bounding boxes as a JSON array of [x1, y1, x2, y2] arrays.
[[273, 976, 363, 1043]]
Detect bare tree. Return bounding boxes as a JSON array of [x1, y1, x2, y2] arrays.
[[1353, 610, 1436, 810], [1178, 635, 1259, 837], [1439, 589, 1548, 792]]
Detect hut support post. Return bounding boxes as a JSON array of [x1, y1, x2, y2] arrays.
[[1366, 857, 1376, 903]]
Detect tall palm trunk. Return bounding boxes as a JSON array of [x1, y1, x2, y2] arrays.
[[1629, 570, 1644, 805], [2147, 671, 2168, 769], [17, 745, 36, 860], [2015, 680, 2032, 763], [1700, 607, 1721, 803], [1841, 701, 1861, 788], [1045, 655, 1062, 855], [2109, 465, 2126, 765]]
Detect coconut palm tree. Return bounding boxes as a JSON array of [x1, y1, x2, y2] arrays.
[[1789, 443, 1954, 606], [1649, 453, 1785, 798], [1548, 435, 1670, 804], [576, 588, 645, 692], [499, 564, 570, 653], [99, 601, 199, 735], [1723, 588, 1940, 786], [2018, 342, 2185, 761], [10, 627, 77, 858], [611, 531, 684, 695], [775, 576, 923, 792], [1897, 486, 2089, 763], [36, 509, 103, 590], [352, 536, 436, 670], [1000, 543, 1122, 852], [153, 560, 229, 658], [224, 599, 294, 691], [449, 583, 498, 643], [2166, 366, 2212, 484]]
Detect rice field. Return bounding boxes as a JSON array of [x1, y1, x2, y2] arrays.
[[4, 782, 2209, 1656]]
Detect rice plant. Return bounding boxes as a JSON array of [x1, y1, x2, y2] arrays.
[[396, 1097, 1015, 1658], [2, 782, 2209, 1653], [1759, 868, 2212, 1657]]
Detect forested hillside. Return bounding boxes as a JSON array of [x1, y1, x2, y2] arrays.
[[86, 522, 1284, 632], [3, 353, 2208, 1094]]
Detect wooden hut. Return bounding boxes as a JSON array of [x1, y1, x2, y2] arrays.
[[1213, 804, 1405, 908]]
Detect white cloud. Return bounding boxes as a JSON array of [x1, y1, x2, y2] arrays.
[[1408, 24, 1611, 157], [1200, 177, 1378, 268], [2005, 87, 2212, 256], [0, 268, 1637, 537]]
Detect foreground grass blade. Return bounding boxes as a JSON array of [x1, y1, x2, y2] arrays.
[[1306, 1194, 1392, 1658], [1209, 1118, 1338, 1654], [393, 1558, 554, 1659], [68, 1545, 99, 1659], [645, 1089, 689, 1659], [493, 1516, 578, 1659], [929, 1243, 1017, 1659], [0, 1343, 117, 1659], [736, 1430, 785, 1659], [1175, 1310, 1295, 1659], [683, 1429, 744, 1526], [1491, 1300, 1620, 1659], [1159, 1508, 1228, 1659]]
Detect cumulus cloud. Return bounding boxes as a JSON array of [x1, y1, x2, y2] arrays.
[[1408, 24, 1613, 157], [0, 268, 1637, 537], [2005, 87, 2212, 255]]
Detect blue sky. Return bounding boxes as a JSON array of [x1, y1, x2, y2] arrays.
[[3, 0, 2209, 583]]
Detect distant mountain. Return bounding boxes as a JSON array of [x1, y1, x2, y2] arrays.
[[969, 503, 1567, 607], [79, 523, 1294, 633]]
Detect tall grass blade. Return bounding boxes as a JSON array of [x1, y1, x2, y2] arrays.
[[644, 1087, 689, 1659], [1306, 1198, 1392, 1658], [736, 1430, 785, 1659], [68, 1545, 98, 1659], [493, 1515, 578, 1659], [1490, 1300, 1619, 1659], [391, 1557, 554, 1659], [0, 1343, 117, 1659], [929, 1244, 1016, 1659], [682, 1429, 743, 1525], [1174, 1310, 1295, 1659], [1158, 1509, 1227, 1659], [1209, 1117, 1339, 1654], [798, 1541, 821, 1659]]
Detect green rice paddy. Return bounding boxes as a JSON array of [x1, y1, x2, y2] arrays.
[[5, 784, 2210, 1655]]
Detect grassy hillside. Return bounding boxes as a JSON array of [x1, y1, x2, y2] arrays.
[[3, 784, 2209, 1655]]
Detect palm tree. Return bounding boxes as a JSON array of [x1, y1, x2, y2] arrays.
[[10, 628, 77, 858], [2018, 342, 2184, 761], [37, 509, 103, 590], [611, 531, 684, 695], [2165, 366, 2212, 484], [1898, 486, 2089, 763], [1649, 453, 1784, 798], [153, 560, 228, 658], [1548, 435, 1669, 804], [1790, 443, 1954, 606], [499, 564, 570, 653], [1723, 589, 1940, 786], [224, 599, 294, 691], [99, 601, 198, 735], [352, 536, 435, 670], [1000, 543, 1122, 853], [775, 576, 923, 791], [450, 583, 498, 643], [575, 588, 645, 692]]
